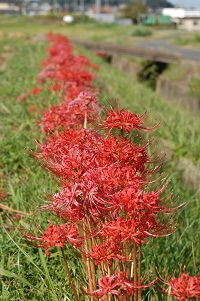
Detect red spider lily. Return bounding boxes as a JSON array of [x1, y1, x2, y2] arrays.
[[62, 82, 98, 101], [50, 186, 85, 222], [38, 62, 95, 87], [0, 191, 5, 201], [30, 86, 42, 95], [97, 135, 148, 173], [21, 32, 184, 301], [76, 54, 99, 70], [17, 93, 27, 103], [24, 223, 82, 256], [95, 51, 111, 62], [41, 91, 101, 133], [88, 271, 158, 301], [113, 185, 178, 215], [35, 129, 148, 184], [35, 113, 178, 247], [49, 180, 114, 223], [89, 241, 125, 266], [100, 217, 147, 246], [95, 51, 108, 59], [35, 128, 102, 182], [101, 106, 161, 134], [81, 165, 141, 196], [88, 274, 123, 300], [27, 105, 37, 113], [51, 83, 62, 92], [88, 271, 135, 301], [11, 213, 21, 220], [38, 33, 97, 95], [98, 211, 175, 250], [45, 33, 97, 70], [168, 273, 200, 300]]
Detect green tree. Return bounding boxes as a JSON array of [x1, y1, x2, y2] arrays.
[[121, 1, 148, 24]]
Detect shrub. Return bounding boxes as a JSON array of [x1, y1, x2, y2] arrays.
[[130, 26, 152, 37]]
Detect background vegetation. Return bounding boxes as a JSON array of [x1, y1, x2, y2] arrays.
[[172, 33, 200, 48], [0, 17, 199, 301]]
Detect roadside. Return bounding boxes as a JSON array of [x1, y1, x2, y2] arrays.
[[139, 35, 200, 61]]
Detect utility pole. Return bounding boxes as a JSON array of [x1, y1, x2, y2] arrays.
[[80, 0, 84, 12], [96, 0, 101, 16], [73, 0, 78, 12], [19, 0, 24, 15]]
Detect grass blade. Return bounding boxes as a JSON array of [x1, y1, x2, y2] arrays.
[[0, 267, 34, 287]]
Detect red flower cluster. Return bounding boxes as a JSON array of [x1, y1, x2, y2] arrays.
[[17, 33, 99, 129], [95, 51, 111, 62], [36, 115, 178, 260], [38, 34, 100, 133], [24, 223, 82, 256], [101, 106, 161, 134], [88, 272, 134, 301], [31, 86, 42, 95], [17, 93, 27, 103], [36, 34, 99, 133], [168, 273, 200, 300], [22, 33, 186, 301], [42, 91, 101, 133]]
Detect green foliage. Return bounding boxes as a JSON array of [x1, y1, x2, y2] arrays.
[[121, 0, 148, 24], [172, 33, 200, 48], [189, 76, 200, 98], [0, 15, 172, 46], [163, 62, 189, 82], [43, 13, 96, 24], [138, 61, 167, 89], [131, 26, 152, 37], [71, 13, 96, 24]]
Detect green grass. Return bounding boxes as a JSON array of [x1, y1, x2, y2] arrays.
[[162, 62, 189, 82], [158, 61, 200, 100], [172, 33, 200, 48], [0, 14, 172, 46], [130, 26, 152, 37], [0, 19, 199, 300], [189, 76, 200, 98]]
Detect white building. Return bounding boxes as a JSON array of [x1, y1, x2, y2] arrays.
[[162, 8, 200, 30], [0, 3, 19, 14]]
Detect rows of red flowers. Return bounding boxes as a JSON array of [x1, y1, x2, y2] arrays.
[[20, 33, 199, 301]]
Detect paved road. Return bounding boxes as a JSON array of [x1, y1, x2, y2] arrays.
[[139, 37, 200, 62], [70, 38, 180, 63]]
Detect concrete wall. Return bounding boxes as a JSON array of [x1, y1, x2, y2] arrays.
[[157, 75, 200, 112], [178, 18, 200, 31]]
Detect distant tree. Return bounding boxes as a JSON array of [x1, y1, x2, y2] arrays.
[[121, 1, 147, 24]]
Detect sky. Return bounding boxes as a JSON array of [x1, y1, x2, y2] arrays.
[[169, 0, 200, 8]]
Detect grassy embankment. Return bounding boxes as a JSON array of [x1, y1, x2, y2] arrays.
[[0, 17, 199, 301], [168, 32, 200, 98], [172, 32, 200, 49], [0, 14, 171, 44]]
